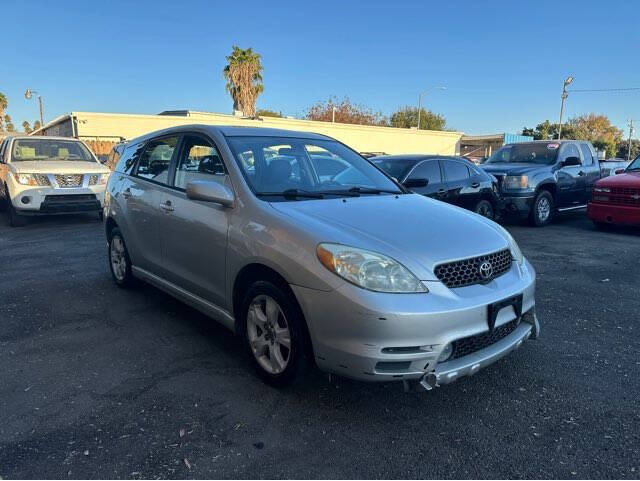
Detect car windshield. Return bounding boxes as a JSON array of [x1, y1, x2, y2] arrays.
[[486, 143, 559, 165], [372, 159, 415, 180], [627, 156, 640, 171], [226, 136, 402, 200], [11, 139, 94, 162]]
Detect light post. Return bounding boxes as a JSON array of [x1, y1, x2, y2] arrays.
[[417, 86, 446, 130], [557, 76, 573, 139], [25, 88, 44, 128]]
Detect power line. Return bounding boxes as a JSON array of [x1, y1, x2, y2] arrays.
[[567, 87, 640, 93]]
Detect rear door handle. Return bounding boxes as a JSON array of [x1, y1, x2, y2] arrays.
[[578, 171, 585, 176], [471, 182, 480, 188], [122, 188, 132, 199], [160, 200, 174, 212]]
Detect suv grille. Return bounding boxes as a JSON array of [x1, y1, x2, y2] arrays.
[[434, 249, 512, 288], [55, 174, 84, 188], [602, 187, 640, 206], [451, 319, 519, 359]]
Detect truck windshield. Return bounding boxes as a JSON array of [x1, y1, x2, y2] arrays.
[[627, 156, 640, 171], [486, 143, 559, 165], [11, 139, 94, 162]]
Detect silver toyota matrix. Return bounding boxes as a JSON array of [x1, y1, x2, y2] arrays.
[[104, 125, 540, 390]]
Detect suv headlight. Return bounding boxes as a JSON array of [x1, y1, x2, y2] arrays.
[[317, 243, 428, 293], [13, 173, 50, 186], [503, 175, 529, 190]]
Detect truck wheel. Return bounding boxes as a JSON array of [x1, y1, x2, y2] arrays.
[[529, 191, 554, 227], [242, 280, 307, 387], [0, 185, 6, 213], [474, 199, 495, 220], [8, 202, 27, 227]]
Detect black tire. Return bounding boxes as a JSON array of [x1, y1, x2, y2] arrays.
[[241, 280, 307, 387], [108, 228, 135, 287], [97, 211, 104, 222], [0, 184, 7, 213], [529, 190, 554, 227], [8, 202, 27, 227], [593, 221, 612, 231], [474, 199, 495, 220]]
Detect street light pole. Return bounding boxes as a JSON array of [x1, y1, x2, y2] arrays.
[[417, 86, 446, 130], [558, 76, 573, 139], [25, 88, 44, 128]]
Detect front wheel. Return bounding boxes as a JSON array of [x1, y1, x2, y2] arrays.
[[529, 191, 554, 227], [242, 280, 306, 387], [474, 199, 495, 220], [8, 202, 27, 227]]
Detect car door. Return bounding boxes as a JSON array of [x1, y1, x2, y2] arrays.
[[404, 159, 446, 200], [442, 159, 474, 208], [556, 143, 586, 208], [579, 142, 599, 203], [159, 133, 231, 308], [123, 135, 179, 274]]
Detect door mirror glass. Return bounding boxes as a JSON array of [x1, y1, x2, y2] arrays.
[[615, 168, 625, 175], [403, 177, 429, 188], [562, 156, 581, 167], [186, 180, 234, 206]]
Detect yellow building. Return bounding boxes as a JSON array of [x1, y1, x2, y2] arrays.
[[35, 110, 462, 157]]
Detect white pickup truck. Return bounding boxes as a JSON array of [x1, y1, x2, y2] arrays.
[[0, 136, 110, 226]]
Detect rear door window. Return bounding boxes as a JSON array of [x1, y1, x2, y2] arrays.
[[115, 142, 144, 175], [134, 136, 179, 185], [408, 160, 442, 184], [579, 143, 594, 165], [443, 160, 470, 182]]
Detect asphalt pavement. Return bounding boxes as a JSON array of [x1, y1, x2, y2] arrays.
[[0, 211, 638, 479]]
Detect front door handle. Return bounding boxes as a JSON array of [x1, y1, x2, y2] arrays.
[[471, 182, 480, 188], [437, 188, 447, 196], [160, 200, 174, 212], [578, 171, 585, 176]]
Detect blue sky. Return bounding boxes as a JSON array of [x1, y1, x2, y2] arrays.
[[1, 0, 639, 136]]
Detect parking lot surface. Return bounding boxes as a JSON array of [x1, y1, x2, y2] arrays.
[[0, 212, 638, 479]]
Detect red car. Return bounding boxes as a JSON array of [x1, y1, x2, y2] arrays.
[[587, 156, 640, 227]]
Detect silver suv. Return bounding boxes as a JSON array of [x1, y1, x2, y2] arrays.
[[104, 125, 539, 389]]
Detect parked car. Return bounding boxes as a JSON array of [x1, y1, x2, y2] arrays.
[[587, 154, 640, 228], [371, 155, 501, 220], [0, 135, 110, 226], [481, 140, 601, 226], [104, 125, 539, 389]]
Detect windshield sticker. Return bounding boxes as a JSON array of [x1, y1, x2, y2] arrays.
[[547, 143, 560, 149]]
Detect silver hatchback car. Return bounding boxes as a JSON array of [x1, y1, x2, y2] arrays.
[[104, 125, 539, 389]]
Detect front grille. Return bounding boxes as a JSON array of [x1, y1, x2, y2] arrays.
[[54, 174, 84, 188], [611, 186, 640, 196], [434, 249, 512, 288], [44, 194, 97, 202], [606, 195, 640, 206], [451, 319, 519, 360], [33, 174, 51, 186]]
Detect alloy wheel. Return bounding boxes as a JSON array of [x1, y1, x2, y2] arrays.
[[537, 197, 551, 222], [110, 236, 127, 281], [246, 295, 292, 375]]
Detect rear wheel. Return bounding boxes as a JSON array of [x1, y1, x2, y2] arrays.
[[108, 228, 135, 287], [474, 199, 495, 220], [242, 280, 306, 387], [529, 191, 554, 227]]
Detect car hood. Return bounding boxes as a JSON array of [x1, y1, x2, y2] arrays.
[[596, 171, 640, 188], [10, 160, 109, 174], [481, 163, 548, 176], [270, 194, 511, 280]]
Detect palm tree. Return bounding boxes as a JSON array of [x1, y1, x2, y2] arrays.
[[0, 92, 7, 131], [223, 46, 264, 117], [22, 120, 32, 134]]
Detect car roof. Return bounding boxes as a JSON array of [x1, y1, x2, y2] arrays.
[[371, 154, 466, 162], [505, 140, 583, 146], [126, 124, 334, 145], [6, 135, 85, 142]]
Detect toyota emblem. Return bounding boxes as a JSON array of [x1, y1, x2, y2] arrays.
[[479, 261, 493, 280]]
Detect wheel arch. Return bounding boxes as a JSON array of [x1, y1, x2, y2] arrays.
[[536, 182, 557, 200]]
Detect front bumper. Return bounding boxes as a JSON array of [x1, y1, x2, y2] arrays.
[[499, 194, 535, 218], [8, 181, 105, 215], [292, 258, 537, 384], [587, 202, 640, 226]]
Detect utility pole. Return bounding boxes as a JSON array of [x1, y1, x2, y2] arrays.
[[25, 88, 45, 128], [416, 86, 446, 130], [558, 76, 574, 139], [628, 119, 634, 161]]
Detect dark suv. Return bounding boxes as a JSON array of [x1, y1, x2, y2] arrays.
[[372, 155, 501, 219], [481, 140, 601, 226]]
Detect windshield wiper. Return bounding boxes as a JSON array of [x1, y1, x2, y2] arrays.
[[347, 186, 401, 195], [257, 189, 325, 199]]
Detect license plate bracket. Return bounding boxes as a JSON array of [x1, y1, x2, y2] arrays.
[[487, 294, 523, 331]]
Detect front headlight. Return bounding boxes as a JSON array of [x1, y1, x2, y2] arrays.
[[89, 173, 109, 186], [594, 187, 610, 193], [13, 173, 50, 186], [504, 231, 524, 265], [317, 243, 428, 293], [503, 175, 529, 190]]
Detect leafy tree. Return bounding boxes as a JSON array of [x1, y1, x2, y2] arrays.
[[22, 120, 32, 133], [256, 109, 283, 118], [223, 45, 264, 117], [568, 113, 622, 158], [616, 139, 640, 160], [33, 120, 41, 130], [389, 106, 446, 131], [305, 96, 386, 125], [521, 120, 575, 140]]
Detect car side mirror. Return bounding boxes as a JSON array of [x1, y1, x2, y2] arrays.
[[614, 168, 625, 175], [186, 180, 234, 207], [403, 178, 429, 188], [562, 156, 581, 167]]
